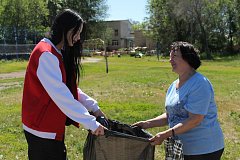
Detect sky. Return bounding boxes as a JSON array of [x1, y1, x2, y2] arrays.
[[105, 0, 148, 22]]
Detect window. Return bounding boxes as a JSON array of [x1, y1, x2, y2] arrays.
[[114, 29, 118, 36], [112, 40, 118, 46]]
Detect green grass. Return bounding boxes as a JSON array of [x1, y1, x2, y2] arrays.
[[0, 55, 240, 159], [0, 60, 28, 73]]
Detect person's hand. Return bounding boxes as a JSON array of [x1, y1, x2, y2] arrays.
[[93, 109, 106, 118], [92, 124, 106, 136], [149, 132, 166, 145], [132, 121, 149, 129]]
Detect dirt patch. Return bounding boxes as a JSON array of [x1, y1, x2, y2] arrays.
[[0, 58, 102, 79], [0, 71, 26, 79], [0, 58, 102, 91], [82, 57, 102, 63]]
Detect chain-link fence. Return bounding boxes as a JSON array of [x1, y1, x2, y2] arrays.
[[0, 26, 44, 59]]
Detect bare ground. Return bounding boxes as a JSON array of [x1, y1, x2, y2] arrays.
[[0, 58, 102, 90], [0, 58, 102, 79]]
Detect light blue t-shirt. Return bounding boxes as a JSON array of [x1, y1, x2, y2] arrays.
[[165, 72, 224, 155]]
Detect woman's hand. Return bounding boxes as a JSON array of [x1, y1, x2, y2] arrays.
[[132, 113, 168, 129], [132, 121, 149, 129], [149, 132, 166, 145], [93, 109, 106, 118], [92, 124, 106, 136]]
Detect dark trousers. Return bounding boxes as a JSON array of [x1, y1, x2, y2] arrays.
[[184, 148, 224, 160], [24, 130, 67, 160]]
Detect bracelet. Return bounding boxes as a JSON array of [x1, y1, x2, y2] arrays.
[[171, 128, 175, 137]]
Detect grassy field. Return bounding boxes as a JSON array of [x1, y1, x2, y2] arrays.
[[0, 55, 240, 159]]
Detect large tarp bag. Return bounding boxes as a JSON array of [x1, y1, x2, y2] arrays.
[[83, 117, 155, 160]]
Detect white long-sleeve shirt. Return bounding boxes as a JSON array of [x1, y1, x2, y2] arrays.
[[36, 38, 100, 132]]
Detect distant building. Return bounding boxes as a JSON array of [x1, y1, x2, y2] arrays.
[[105, 20, 156, 51], [105, 20, 134, 51], [134, 30, 146, 47], [134, 30, 156, 50]]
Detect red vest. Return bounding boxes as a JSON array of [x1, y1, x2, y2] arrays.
[[22, 41, 78, 141]]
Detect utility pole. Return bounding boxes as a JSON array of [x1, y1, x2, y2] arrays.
[[101, 38, 108, 74], [14, 26, 18, 59], [156, 40, 160, 61]]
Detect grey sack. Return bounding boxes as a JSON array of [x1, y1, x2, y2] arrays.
[[83, 118, 155, 160]]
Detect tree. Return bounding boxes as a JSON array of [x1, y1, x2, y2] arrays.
[[146, 0, 176, 53], [145, 0, 237, 57], [220, 0, 238, 53], [26, 0, 49, 43], [61, 0, 108, 39], [0, 0, 28, 43], [0, 0, 48, 44], [46, 0, 63, 26], [0, 0, 108, 44]]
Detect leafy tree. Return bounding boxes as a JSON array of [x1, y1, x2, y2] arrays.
[[60, 0, 108, 39], [0, 0, 48, 44], [221, 0, 238, 53], [45, 0, 109, 40], [0, 0, 108, 44], [146, 0, 175, 53], [46, 0, 64, 26], [236, 0, 240, 46], [145, 0, 240, 56], [26, 0, 49, 43]]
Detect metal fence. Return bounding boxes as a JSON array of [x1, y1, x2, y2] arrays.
[[0, 44, 36, 60]]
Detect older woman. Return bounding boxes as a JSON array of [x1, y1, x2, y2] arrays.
[[133, 41, 224, 160]]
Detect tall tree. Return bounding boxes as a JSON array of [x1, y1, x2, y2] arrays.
[[26, 0, 49, 43], [236, 0, 240, 46], [47, 0, 63, 26], [61, 0, 108, 39], [146, 0, 175, 53], [146, 0, 226, 57], [0, 0, 48, 44], [221, 0, 238, 53]]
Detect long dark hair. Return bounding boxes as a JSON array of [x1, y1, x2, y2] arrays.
[[50, 9, 85, 92]]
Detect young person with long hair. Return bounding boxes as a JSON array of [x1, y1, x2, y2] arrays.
[[22, 9, 106, 160]]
